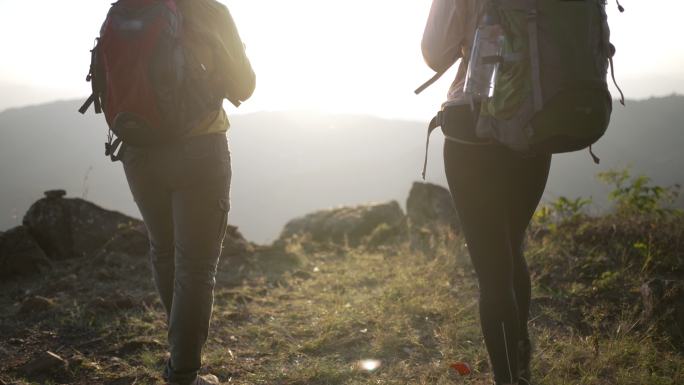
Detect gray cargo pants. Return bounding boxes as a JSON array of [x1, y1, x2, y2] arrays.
[[122, 133, 231, 385]]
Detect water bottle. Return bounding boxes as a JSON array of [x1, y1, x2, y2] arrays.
[[464, 9, 505, 99]]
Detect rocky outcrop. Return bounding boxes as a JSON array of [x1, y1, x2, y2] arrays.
[[641, 278, 684, 348], [405, 183, 459, 251], [2, 190, 257, 281], [279, 201, 405, 247], [222, 225, 254, 258], [406, 182, 458, 231], [277, 186, 460, 249], [23, 190, 142, 259], [100, 225, 149, 257], [0, 226, 51, 280]]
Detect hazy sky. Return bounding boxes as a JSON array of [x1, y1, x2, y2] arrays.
[[0, 0, 682, 119]]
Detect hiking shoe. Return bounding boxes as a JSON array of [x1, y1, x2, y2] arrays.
[[518, 338, 532, 385]]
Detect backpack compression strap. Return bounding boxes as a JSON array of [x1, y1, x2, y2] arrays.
[[421, 106, 494, 180], [79, 39, 103, 115], [414, 49, 461, 95], [421, 113, 442, 179], [79, 94, 101, 115], [104, 131, 124, 162]]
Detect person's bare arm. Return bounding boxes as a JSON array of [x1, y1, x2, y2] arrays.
[[421, 0, 465, 73]]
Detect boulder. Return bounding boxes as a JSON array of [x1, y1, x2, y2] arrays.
[[221, 225, 254, 258], [406, 182, 459, 231], [101, 224, 149, 256], [23, 190, 142, 259], [0, 226, 51, 280], [641, 278, 684, 349], [279, 201, 405, 246]]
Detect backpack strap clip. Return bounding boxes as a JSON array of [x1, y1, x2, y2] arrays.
[[104, 130, 124, 162]]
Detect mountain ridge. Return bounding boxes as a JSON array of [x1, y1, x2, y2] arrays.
[[1, 95, 683, 242]]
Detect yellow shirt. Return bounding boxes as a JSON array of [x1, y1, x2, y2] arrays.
[[186, 108, 230, 137]]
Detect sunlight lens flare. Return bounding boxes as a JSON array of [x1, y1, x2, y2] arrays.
[[357, 359, 381, 372]]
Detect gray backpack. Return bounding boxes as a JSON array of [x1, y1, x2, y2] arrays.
[[417, 0, 625, 178]]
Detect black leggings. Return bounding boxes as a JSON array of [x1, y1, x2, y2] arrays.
[[443, 111, 551, 384]]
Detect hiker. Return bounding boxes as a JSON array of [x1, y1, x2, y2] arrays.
[[80, 0, 255, 384], [420, 0, 618, 384]]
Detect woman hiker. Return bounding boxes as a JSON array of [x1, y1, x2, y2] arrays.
[[421, 0, 552, 384]]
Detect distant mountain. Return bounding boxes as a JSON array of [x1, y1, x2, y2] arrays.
[[1, 96, 683, 242], [0, 83, 74, 113]]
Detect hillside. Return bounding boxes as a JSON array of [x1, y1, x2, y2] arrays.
[[1, 96, 683, 242], [0, 184, 682, 385]]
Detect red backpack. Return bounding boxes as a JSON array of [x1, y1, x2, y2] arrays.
[[79, 0, 220, 160]]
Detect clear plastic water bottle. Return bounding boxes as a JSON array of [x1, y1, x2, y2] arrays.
[[464, 10, 505, 99]]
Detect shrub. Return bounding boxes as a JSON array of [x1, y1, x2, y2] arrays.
[[597, 168, 681, 217]]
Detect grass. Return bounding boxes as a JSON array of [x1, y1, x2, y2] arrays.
[[1, 214, 683, 385]]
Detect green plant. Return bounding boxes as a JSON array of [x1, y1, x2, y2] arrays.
[[633, 240, 655, 273], [534, 196, 591, 230], [551, 196, 592, 222], [597, 168, 681, 217], [592, 270, 621, 291]]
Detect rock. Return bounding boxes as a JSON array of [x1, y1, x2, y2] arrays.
[[107, 375, 138, 385], [221, 225, 254, 258], [641, 278, 684, 348], [44, 273, 78, 293], [279, 201, 405, 247], [67, 200, 141, 258], [0, 344, 9, 361], [23, 191, 142, 259], [96, 269, 118, 281], [8, 338, 25, 346], [101, 225, 149, 256], [406, 182, 459, 231], [44, 189, 67, 199], [292, 270, 313, 280], [70, 354, 101, 372], [19, 350, 68, 376], [406, 183, 460, 251], [21, 192, 73, 260], [111, 338, 163, 355], [89, 294, 137, 311], [364, 222, 407, 249], [0, 226, 52, 280], [19, 296, 56, 315]]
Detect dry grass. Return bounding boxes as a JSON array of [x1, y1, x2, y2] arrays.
[[1, 215, 683, 385]]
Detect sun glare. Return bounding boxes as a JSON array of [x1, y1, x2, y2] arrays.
[[357, 359, 381, 372], [0, 1, 683, 116]]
